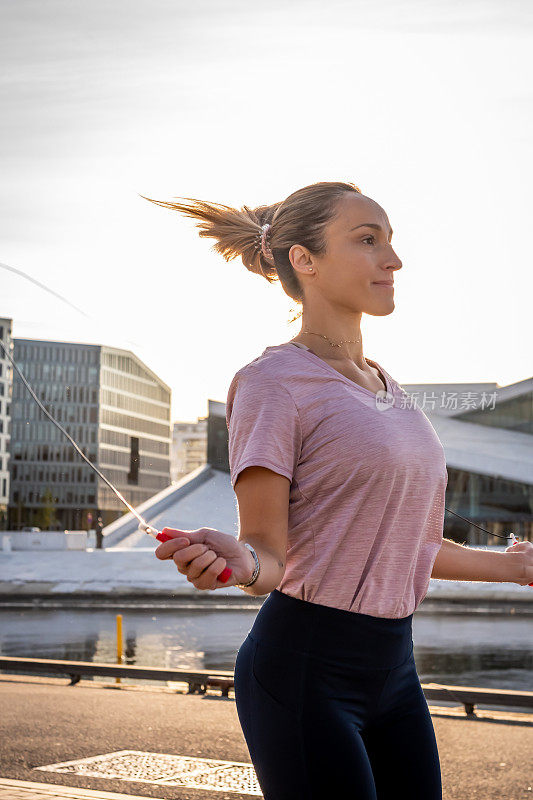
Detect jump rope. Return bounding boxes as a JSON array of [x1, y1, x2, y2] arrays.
[[1, 262, 531, 588]]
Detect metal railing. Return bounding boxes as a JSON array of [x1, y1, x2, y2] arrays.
[[0, 656, 235, 696], [1, 656, 532, 714]]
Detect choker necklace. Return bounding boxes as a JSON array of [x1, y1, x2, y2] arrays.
[[302, 328, 361, 349]]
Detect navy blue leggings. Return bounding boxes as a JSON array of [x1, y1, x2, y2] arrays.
[[234, 590, 442, 800]]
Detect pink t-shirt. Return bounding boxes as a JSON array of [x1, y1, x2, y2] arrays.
[[225, 342, 448, 618]]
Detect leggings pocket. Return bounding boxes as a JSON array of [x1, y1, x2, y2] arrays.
[[251, 636, 307, 715]]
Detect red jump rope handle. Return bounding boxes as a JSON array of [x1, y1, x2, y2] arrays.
[[155, 530, 233, 583], [155, 530, 175, 543]]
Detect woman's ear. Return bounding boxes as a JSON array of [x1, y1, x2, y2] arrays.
[[289, 243, 313, 275]]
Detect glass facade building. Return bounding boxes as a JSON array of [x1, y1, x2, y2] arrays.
[[453, 382, 533, 435], [171, 419, 207, 483], [396, 379, 533, 544], [0, 318, 13, 528], [444, 467, 533, 544], [9, 339, 171, 530]]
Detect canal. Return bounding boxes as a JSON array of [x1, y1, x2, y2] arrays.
[[0, 606, 532, 692]]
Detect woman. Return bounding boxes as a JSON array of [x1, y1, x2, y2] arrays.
[[150, 181, 532, 800]]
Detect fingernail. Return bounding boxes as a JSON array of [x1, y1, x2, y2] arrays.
[[218, 567, 232, 583]]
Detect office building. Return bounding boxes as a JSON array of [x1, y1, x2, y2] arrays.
[[9, 339, 171, 529], [402, 376, 533, 542], [0, 318, 13, 528], [170, 419, 207, 482]]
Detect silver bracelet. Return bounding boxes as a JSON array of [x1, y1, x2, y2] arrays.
[[235, 542, 261, 589]]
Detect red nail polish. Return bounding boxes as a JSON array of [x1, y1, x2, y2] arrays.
[[218, 567, 232, 583]]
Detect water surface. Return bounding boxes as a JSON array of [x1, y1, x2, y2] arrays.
[[1, 607, 531, 695]]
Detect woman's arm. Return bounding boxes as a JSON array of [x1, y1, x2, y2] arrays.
[[233, 466, 291, 596], [431, 537, 533, 584], [235, 537, 285, 597]]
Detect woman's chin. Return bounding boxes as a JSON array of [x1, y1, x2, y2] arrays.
[[366, 299, 395, 317]]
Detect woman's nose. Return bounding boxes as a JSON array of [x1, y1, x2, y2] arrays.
[[389, 249, 402, 270]]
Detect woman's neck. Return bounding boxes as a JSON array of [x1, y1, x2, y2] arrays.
[[291, 332, 366, 368]]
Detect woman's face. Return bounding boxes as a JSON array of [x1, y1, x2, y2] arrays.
[[292, 193, 403, 317]]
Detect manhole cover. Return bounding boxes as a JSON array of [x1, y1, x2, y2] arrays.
[[36, 750, 262, 796]]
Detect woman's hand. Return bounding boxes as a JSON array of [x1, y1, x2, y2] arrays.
[[505, 539, 533, 586], [154, 527, 255, 591]]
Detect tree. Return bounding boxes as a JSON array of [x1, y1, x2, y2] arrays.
[[37, 488, 58, 530]]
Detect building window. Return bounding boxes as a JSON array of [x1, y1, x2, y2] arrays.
[[127, 436, 140, 484]]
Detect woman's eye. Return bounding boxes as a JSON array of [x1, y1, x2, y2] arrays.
[[362, 235, 375, 245]]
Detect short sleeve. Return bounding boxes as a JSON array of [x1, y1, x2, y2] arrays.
[[225, 367, 302, 490]]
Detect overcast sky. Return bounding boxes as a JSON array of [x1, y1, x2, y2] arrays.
[[1, 0, 531, 421]]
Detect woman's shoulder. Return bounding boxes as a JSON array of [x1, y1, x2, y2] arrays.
[[225, 345, 302, 421], [231, 343, 302, 384]]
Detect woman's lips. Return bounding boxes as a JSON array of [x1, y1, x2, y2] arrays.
[[373, 282, 394, 287]]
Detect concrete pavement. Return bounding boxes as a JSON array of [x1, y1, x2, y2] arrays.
[[0, 675, 532, 799], [0, 778, 164, 800]]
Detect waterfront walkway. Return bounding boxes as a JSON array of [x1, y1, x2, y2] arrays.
[[0, 675, 531, 799], [0, 780, 163, 800]]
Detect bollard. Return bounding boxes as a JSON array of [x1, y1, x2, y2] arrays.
[[116, 614, 123, 684]]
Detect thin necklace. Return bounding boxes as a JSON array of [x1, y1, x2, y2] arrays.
[[302, 327, 361, 349]]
